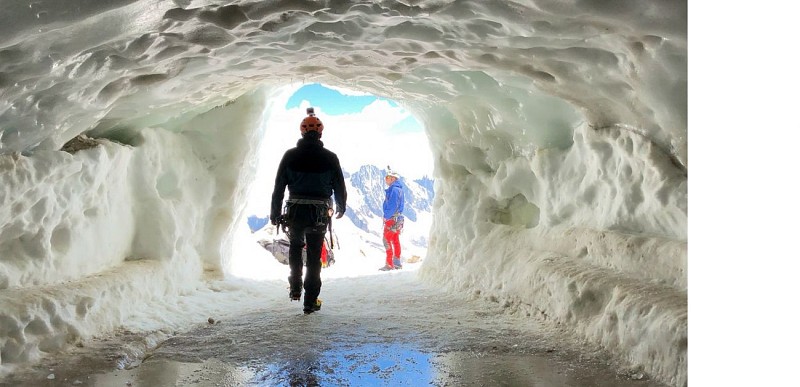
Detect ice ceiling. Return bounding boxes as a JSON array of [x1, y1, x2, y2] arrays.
[[0, 1, 687, 386], [1, 0, 686, 160]]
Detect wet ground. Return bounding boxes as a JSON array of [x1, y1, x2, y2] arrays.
[[1, 271, 668, 386]]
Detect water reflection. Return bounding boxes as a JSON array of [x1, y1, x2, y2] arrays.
[[254, 343, 432, 386], [73, 341, 658, 387]]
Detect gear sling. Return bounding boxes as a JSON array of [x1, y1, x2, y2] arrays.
[[278, 197, 336, 259]]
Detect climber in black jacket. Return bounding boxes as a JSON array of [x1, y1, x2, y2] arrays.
[[270, 108, 346, 315]]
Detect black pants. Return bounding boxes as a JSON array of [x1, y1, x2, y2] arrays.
[[286, 203, 328, 308]]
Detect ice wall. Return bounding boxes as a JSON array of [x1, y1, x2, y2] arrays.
[[399, 71, 687, 385], [0, 92, 265, 368]]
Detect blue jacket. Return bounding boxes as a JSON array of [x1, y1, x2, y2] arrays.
[[383, 179, 405, 220]]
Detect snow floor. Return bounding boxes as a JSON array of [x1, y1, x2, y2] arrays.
[[0, 270, 667, 387]]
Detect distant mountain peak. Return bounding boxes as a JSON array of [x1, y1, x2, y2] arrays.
[[342, 165, 434, 244]]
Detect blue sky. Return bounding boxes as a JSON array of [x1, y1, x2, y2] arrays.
[[286, 83, 422, 134], [286, 84, 394, 114]]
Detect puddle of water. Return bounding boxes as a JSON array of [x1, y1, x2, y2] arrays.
[[253, 343, 434, 385], [67, 343, 656, 387]]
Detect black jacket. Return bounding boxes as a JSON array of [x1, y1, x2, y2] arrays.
[[271, 133, 347, 218]]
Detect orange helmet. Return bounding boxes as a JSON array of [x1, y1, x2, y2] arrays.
[[300, 116, 324, 135]]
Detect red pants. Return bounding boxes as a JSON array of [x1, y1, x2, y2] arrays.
[[320, 242, 328, 266], [383, 218, 403, 266]]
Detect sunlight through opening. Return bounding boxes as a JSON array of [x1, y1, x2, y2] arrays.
[[230, 83, 434, 281]]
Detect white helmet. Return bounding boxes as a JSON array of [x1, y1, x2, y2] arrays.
[[386, 165, 400, 179]]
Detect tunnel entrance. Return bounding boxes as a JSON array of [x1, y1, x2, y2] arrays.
[[229, 83, 434, 281]]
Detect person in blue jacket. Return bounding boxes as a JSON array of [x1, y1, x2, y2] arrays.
[[380, 168, 405, 271]]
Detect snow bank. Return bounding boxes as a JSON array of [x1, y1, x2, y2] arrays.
[[1, 91, 266, 373], [421, 111, 686, 385]]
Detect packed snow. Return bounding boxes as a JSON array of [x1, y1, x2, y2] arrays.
[[12, 1, 796, 386]]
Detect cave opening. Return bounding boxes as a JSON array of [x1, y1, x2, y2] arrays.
[[228, 83, 435, 281]]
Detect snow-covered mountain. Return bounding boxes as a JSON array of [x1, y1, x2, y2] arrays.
[[342, 165, 434, 249], [249, 164, 434, 251], [243, 164, 433, 277]]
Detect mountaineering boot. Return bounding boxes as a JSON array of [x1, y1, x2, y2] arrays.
[[379, 264, 394, 271], [392, 257, 403, 270], [288, 276, 301, 301], [303, 299, 322, 314]]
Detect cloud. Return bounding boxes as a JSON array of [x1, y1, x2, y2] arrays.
[[322, 84, 374, 97], [319, 100, 432, 176], [246, 85, 433, 215]]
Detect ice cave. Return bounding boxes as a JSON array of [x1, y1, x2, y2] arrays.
[[0, 1, 687, 386]]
